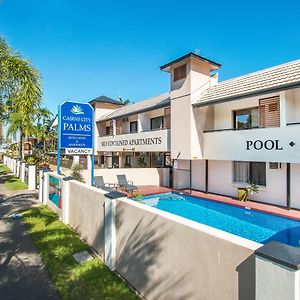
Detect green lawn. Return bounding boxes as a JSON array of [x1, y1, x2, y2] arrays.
[[0, 164, 28, 190], [22, 206, 138, 300]]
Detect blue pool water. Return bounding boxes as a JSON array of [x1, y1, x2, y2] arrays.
[[139, 192, 300, 247]]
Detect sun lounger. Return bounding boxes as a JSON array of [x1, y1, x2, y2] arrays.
[[117, 175, 138, 192], [94, 176, 115, 192]]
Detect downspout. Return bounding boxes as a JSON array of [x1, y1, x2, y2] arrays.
[[205, 159, 208, 193], [287, 163, 291, 210]]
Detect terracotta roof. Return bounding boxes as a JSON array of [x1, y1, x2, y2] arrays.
[[193, 59, 300, 106], [97, 92, 170, 122]]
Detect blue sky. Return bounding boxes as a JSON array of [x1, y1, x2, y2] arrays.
[[1, 0, 300, 114]]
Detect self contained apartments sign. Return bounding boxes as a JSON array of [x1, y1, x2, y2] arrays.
[[101, 137, 162, 147], [59, 101, 94, 154], [98, 129, 171, 152]]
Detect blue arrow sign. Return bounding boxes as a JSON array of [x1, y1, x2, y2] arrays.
[[60, 101, 94, 149]]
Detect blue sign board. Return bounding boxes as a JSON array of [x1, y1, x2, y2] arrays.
[[57, 101, 95, 184], [59, 101, 94, 150]]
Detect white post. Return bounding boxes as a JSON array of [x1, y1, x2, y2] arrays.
[[104, 196, 116, 271], [16, 161, 20, 177], [62, 176, 72, 224], [280, 91, 287, 127], [72, 155, 80, 168], [43, 171, 49, 205], [39, 170, 44, 203], [11, 159, 15, 174], [256, 242, 300, 300], [28, 164, 36, 190], [112, 119, 116, 136], [20, 162, 26, 182]]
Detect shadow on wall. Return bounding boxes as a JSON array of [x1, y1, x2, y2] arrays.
[[114, 203, 192, 300], [236, 254, 256, 300], [70, 191, 106, 258], [80, 208, 105, 258]]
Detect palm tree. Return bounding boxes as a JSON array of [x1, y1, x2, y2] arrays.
[[0, 36, 42, 158], [118, 96, 131, 105]]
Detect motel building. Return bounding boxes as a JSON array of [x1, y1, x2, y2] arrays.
[[90, 52, 300, 209]]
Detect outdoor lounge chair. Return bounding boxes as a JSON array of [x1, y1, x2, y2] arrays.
[[117, 175, 138, 192], [94, 176, 115, 192]]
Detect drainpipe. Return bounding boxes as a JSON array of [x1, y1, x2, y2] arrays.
[[190, 160, 192, 192], [205, 160, 208, 193], [287, 163, 291, 210]]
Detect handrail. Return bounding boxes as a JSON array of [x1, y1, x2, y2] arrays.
[[203, 126, 261, 133], [287, 122, 300, 126]]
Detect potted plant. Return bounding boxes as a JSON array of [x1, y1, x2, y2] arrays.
[[237, 181, 258, 201], [247, 181, 259, 196]]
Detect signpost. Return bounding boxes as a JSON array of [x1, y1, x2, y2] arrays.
[[57, 101, 94, 185]]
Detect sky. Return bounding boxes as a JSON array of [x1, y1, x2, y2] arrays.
[[0, 0, 300, 115]]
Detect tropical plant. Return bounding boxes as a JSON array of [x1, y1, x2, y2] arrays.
[[118, 96, 131, 105], [247, 181, 259, 195], [0, 36, 42, 158], [71, 163, 85, 183], [131, 193, 144, 203]]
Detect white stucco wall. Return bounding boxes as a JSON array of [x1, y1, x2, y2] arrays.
[[207, 160, 287, 207], [291, 163, 300, 209], [191, 159, 206, 191], [92, 167, 169, 186]]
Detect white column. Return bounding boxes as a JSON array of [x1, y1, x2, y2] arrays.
[[256, 242, 300, 300], [87, 155, 92, 170], [27, 164, 36, 190], [16, 161, 20, 177], [112, 119, 116, 136], [72, 155, 80, 168], [20, 162, 26, 182], [62, 177, 72, 224], [280, 91, 287, 127], [43, 172, 49, 205], [104, 197, 116, 271], [39, 170, 44, 203], [137, 113, 142, 133]]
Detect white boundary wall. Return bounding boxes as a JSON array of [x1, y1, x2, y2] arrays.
[[37, 169, 300, 300], [2, 156, 36, 190]]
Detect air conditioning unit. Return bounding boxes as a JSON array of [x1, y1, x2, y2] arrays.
[[269, 162, 281, 169]]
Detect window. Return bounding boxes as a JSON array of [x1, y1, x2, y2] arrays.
[[174, 64, 186, 81], [259, 96, 280, 128], [234, 107, 259, 130], [105, 126, 111, 136], [151, 116, 164, 130], [130, 121, 138, 133], [233, 161, 266, 186]]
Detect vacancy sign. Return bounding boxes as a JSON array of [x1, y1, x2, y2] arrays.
[[59, 101, 94, 155], [65, 148, 93, 155]]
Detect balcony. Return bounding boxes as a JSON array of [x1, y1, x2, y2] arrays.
[[97, 129, 171, 152], [203, 124, 300, 163]]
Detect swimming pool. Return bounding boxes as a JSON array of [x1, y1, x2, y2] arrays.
[[138, 192, 300, 247]]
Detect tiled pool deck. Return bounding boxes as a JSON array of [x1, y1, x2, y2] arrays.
[[125, 185, 300, 221]]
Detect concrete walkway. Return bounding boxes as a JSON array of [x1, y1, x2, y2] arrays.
[[0, 182, 59, 299]]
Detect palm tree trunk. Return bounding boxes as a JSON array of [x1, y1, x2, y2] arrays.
[[20, 130, 24, 159]]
